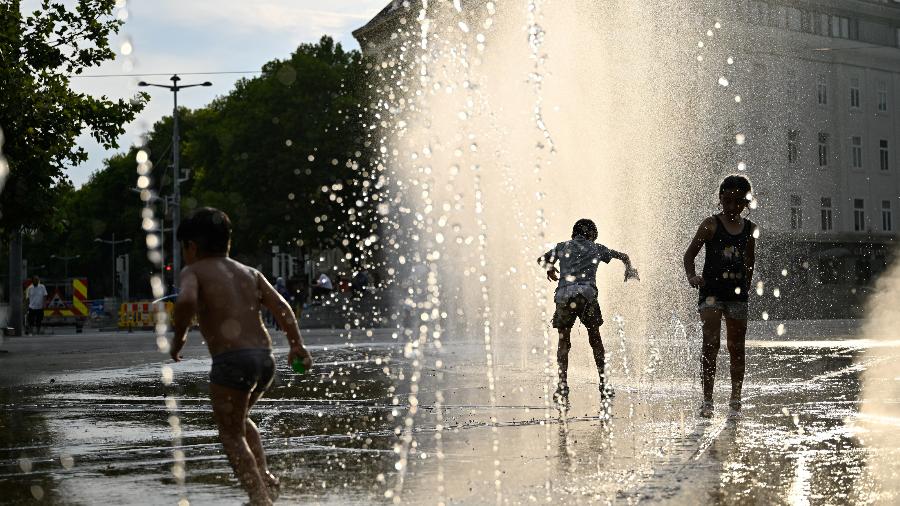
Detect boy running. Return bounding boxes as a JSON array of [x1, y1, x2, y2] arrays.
[[539, 219, 639, 405], [683, 175, 757, 418], [170, 207, 312, 505]]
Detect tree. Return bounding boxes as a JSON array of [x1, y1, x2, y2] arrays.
[[0, 0, 145, 333], [0, 0, 146, 234], [183, 37, 375, 265]]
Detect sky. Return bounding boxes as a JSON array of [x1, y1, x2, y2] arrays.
[[60, 0, 388, 186]]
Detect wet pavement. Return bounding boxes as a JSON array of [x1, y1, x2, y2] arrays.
[[1, 320, 898, 504]]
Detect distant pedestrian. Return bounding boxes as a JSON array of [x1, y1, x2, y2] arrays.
[[25, 275, 48, 335], [312, 272, 333, 302], [351, 269, 369, 298], [538, 219, 639, 408], [683, 174, 758, 418], [169, 208, 312, 505]]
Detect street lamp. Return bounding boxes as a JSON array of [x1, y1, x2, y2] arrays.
[[50, 254, 80, 279], [95, 234, 132, 299], [138, 75, 212, 287]]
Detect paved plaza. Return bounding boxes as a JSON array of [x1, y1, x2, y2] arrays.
[[1, 321, 898, 504]]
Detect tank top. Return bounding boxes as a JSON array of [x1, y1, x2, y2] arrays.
[[699, 215, 755, 303]]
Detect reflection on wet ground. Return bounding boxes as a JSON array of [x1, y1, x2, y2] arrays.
[[1, 322, 898, 504]]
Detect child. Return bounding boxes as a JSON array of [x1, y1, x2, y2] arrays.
[[538, 218, 639, 405], [683, 175, 757, 418], [169, 207, 313, 505]]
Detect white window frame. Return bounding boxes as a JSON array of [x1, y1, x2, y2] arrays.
[[877, 81, 888, 112], [790, 195, 803, 229], [817, 74, 828, 105], [854, 198, 866, 232], [883, 200, 893, 232], [818, 132, 829, 167], [851, 136, 863, 169], [788, 129, 799, 164], [850, 77, 861, 109], [821, 197, 833, 231]]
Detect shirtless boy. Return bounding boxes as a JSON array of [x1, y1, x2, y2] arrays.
[[170, 207, 312, 505]]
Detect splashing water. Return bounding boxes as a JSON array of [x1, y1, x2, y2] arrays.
[[362, 0, 755, 500]]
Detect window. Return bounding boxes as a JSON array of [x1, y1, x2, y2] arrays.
[[821, 197, 833, 231], [851, 136, 863, 168], [883, 200, 893, 231], [787, 130, 799, 163], [854, 198, 866, 231], [790, 195, 803, 229], [850, 77, 860, 109], [818, 133, 829, 166], [877, 81, 888, 112], [881, 140, 890, 171], [787, 7, 801, 31], [817, 74, 828, 105], [819, 14, 830, 36], [831, 16, 850, 38]]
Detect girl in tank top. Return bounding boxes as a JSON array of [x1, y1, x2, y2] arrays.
[[683, 175, 759, 418]]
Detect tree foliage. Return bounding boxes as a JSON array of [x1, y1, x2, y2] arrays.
[[18, 36, 378, 297], [0, 0, 145, 235], [183, 36, 372, 259]]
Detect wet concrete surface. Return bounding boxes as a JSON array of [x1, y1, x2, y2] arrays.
[[1, 320, 898, 504]]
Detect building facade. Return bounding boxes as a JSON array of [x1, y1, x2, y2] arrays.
[[731, 0, 900, 317]]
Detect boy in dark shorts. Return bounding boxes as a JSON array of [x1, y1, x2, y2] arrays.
[[683, 175, 758, 418], [538, 219, 639, 405], [170, 208, 312, 505]]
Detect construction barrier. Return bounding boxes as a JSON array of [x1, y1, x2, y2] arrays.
[[119, 301, 174, 329]]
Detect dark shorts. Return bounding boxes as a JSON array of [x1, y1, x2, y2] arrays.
[[27, 308, 44, 327], [552, 294, 604, 329], [209, 348, 276, 393], [698, 296, 749, 320]]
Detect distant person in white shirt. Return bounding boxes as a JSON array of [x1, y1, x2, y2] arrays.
[[538, 219, 639, 407], [25, 275, 48, 335], [312, 273, 333, 303]]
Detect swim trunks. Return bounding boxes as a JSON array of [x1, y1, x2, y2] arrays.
[[209, 348, 276, 393]]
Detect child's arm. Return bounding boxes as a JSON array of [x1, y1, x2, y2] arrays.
[[537, 248, 559, 281], [683, 217, 716, 288], [258, 271, 312, 369], [170, 267, 199, 362], [609, 250, 639, 281]]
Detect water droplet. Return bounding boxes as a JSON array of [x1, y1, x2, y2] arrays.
[[735, 133, 746, 145], [718, 77, 729, 87]]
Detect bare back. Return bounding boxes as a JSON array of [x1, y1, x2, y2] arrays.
[[187, 257, 271, 355]]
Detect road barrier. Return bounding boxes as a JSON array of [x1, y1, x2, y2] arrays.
[[118, 301, 173, 329]]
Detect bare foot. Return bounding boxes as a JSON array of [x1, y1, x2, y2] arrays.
[[263, 471, 280, 500]]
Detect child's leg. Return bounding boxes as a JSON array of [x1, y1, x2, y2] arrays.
[[724, 317, 747, 402], [586, 327, 606, 389], [557, 329, 572, 391], [246, 391, 278, 487], [210, 384, 271, 505], [700, 308, 723, 402]]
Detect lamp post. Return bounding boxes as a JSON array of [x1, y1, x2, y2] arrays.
[[50, 254, 80, 280], [95, 234, 132, 298], [138, 75, 212, 287]]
